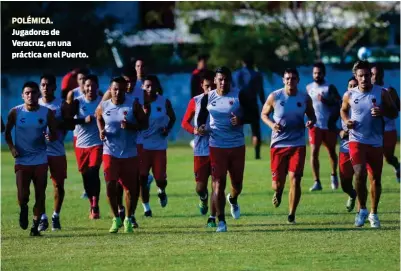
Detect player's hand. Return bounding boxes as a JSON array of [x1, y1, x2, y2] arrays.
[[194, 127, 199, 135], [346, 120, 355, 129], [272, 123, 282, 133], [120, 120, 127, 129], [161, 127, 169, 137], [10, 146, 19, 158], [99, 129, 106, 141], [85, 115, 93, 124], [230, 112, 240, 126], [371, 107, 381, 117], [305, 120, 314, 129]]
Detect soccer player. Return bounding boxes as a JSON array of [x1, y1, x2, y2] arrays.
[[61, 68, 79, 99], [96, 76, 148, 233], [261, 68, 316, 224], [232, 55, 265, 159], [191, 54, 209, 98], [70, 75, 103, 219], [339, 77, 359, 213], [340, 60, 398, 228], [371, 64, 400, 182], [307, 62, 342, 191], [139, 76, 176, 217], [5, 82, 58, 236], [197, 67, 252, 232], [38, 74, 68, 231], [181, 70, 217, 227]]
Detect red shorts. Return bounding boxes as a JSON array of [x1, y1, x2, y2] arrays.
[[75, 145, 103, 173], [102, 154, 139, 190], [137, 144, 144, 157], [339, 152, 354, 181], [48, 155, 67, 184], [15, 163, 48, 181], [309, 127, 337, 149], [383, 130, 397, 153], [194, 156, 211, 184], [140, 149, 167, 180], [209, 145, 245, 185], [349, 142, 383, 176], [270, 146, 306, 181]]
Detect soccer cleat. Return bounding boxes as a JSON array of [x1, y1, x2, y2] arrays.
[[81, 191, 88, 199], [206, 217, 217, 228], [272, 192, 282, 208], [147, 175, 154, 191], [89, 207, 100, 220], [368, 213, 381, 228], [118, 207, 125, 222], [19, 205, 28, 230], [51, 215, 61, 231], [309, 181, 322, 191], [123, 217, 133, 233], [354, 209, 369, 227], [131, 216, 139, 228], [38, 217, 49, 232], [144, 210, 153, 217], [346, 190, 357, 212], [109, 217, 123, 233], [216, 221, 227, 232], [287, 214, 296, 224], [30, 220, 41, 236], [199, 201, 208, 215], [158, 191, 168, 208], [330, 175, 339, 190], [226, 193, 240, 219]]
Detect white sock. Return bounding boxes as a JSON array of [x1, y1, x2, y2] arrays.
[[52, 212, 59, 218], [142, 202, 151, 212], [41, 214, 48, 220], [209, 216, 215, 219], [158, 188, 164, 194]]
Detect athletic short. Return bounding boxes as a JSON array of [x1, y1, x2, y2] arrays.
[[349, 142, 383, 176], [383, 130, 397, 151], [137, 144, 143, 157], [270, 146, 306, 181], [309, 127, 337, 149], [194, 156, 211, 184], [75, 145, 103, 173], [48, 155, 67, 184], [339, 152, 353, 181], [15, 163, 48, 181], [209, 145, 245, 185], [103, 154, 138, 190], [140, 149, 167, 180]]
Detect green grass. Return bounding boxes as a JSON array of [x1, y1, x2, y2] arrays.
[[1, 144, 400, 271]]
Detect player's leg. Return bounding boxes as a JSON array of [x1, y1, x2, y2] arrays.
[[339, 152, 356, 212], [323, 130, 339, 190], [309, 127, 323, 191], [140, 149, 152, 217], [270, 147, 288, 207], [74, 136, 87, 199], [383, 131, 400, 182], [349, 142, 369, 227], [15, 165, 32, 230], [116, 182, 125, 221], [227, 145, 246, 219], [153, 150, 168, 208], [194, 156, 210, 215], [251, 115, 262, 160], [367, 146, 384, 228], [48, 155, 67, 231], [31, 164, 48, 236], [76, 147, 94, 209], [287, 146, 306, 224], [87, 146, 102, 219]]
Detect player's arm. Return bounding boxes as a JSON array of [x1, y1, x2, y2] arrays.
[[181, 98, 196, 134], [381, 90, 399, 119], [305, 95, 317, 128], [340, 92, 354, 129], [339, 129, 349, 140], [95, 104, 106, 140], [235, 90, 253, 125], [46, 109, 58, 142], [261, 93, 276, 130], [387, 87, 400, 111], [5, 108, 19, 157], [161, 99, 176, 136], [66, 90, 75, 105], [101, 89, 112, 102]]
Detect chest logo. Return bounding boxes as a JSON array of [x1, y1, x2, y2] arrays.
[[20, 118, 26, 124], [38, 118, 44, 124], [297, 102, 302, 107], [280, 101, 285, 106], [81, 106, 87, 112], [354, 99, 359, 104], [106, 111, 111, 116], [229, 100, 234, 105], [211, 101, 216, 106]]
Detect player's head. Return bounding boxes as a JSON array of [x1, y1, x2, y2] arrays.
[[22, 81, 40, 106], [215, 66, 232, 93], [142, 75, 156, 97], [150, 75, 163, 95], [242, 54, 254, 68], [197, 54, 209, 70], [122, 66, 137, 93], [283, 68, 299, 90], [84, 74, 99, 100], [347, 76, 358, 90], [109, 76, 127, 103], [371, 63, 384, 86], [200, 70, 214, 94], [134, 58, 146, 78], [76, 68, 89, 88], [352, 60, 372, 90], [40, 74, 56, 98], [312, 62, 326, 84]]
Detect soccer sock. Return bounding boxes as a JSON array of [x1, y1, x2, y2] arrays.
[[209, 216, 215, 220], [142, 202, 151, 212], [217, 214, 225, 223], [41, 213, 48, 220], [52, 211, 59, 218], [158, 188, 165, 194], [229, 194, 238, 205], [198, 189, 208, 201]]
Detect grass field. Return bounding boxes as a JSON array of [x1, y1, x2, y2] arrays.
[[1, 144, 400, 271]]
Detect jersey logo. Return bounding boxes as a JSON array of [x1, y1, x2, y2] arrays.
[[157, 107, 162, 112], [297, 102, 302, 107], [211, 101, 216, 106], [81, 106, 87, 112], [19, 118, 26, 124], [106, 111, 111, 116], [38, 118, 44, 124], [280, 101, 285, 106], [354, 99, 359, 104], [229, 100, 234, 105]]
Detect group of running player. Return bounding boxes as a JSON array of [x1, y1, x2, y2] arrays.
[[4, 56, 399, 235]]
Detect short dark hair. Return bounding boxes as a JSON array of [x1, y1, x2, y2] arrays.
[[76, 68, 90, 76], [131, 57, 145, 66], [215, 66, 232, 80], [200, 70, 214, 83], [352, 60, 371, 74], [371, 63, 384, 76], [121, 66, 137, 80], [198, 54, 209, 62], [110, 76, 127, 85], [85, 74, 99, 86], [283, 68, 299, 78], [348, 76, 357, 83], [242, 54, 254, 67], [313, 62, 326, 75], [22, 81, 39, 93], [40, 74, 56, 86]]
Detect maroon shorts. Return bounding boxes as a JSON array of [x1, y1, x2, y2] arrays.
[[137, 144, 144, 157], [102, 154, 138, 190], [75, 145, 103, 173], [139, 149, 167, 180], [48, 155, 67, 184], [383, 130, 397, 154], [270, 146, 306, 181], [15, 163, 48, 181], [209, 145, 245, 185], [349, 142, 383, 176], [309, 127, 337, 149], [339, 152, 354, 181], [194, 156, 211, 184]]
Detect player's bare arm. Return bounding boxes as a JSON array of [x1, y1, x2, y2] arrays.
[[46, 109, 58, 142], [66, 90, 75, 105], [381, 90, 399, 119], [261, 93, 278, 131], [197, 94, 209, 135], [101, 89, 112, 102], [96, 105, 106, 140], [340, 92, 354, 129], [162, 99, 176, 136], [305, 95, 317, 128], [5, 108, 18, 158]]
